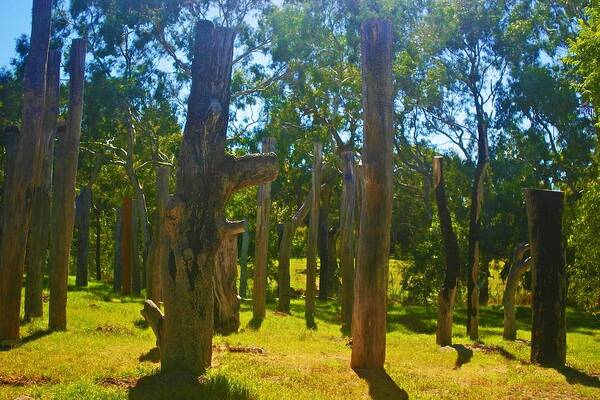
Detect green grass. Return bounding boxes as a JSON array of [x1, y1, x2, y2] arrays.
[[1, 262, 599, 400]]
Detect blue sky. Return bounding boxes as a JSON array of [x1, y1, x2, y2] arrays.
[[0, 1, 32, 68]]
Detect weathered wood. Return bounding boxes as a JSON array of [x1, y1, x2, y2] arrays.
[[146, 166, 169, 303], [339, 151, 356, 332], [113, 206, 123, 291], [502, 242, 530, 340], [161, 20, 278, 375], [253, 137, 275, 320], [48, 38, 87, 332], [305, 142, 322, 329], [239, 220, 250, 299], [433, 156, 461, 347], [214, 233, 241, 335], [351, 19, 394, 371], [0, 0, 52, 345], [141, 299, 164, 348], [121, 197, 134, 296], [318, 181, 333, 300], [524, 189, 566, 367]]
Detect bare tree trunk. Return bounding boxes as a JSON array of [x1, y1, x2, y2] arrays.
[[214, 229, 244, 335], [160, 20, 278, 375], [306, 142, 322, 329], [277, 192, 310, 313], [351, 19, 393, 371], [113, 206, 123, 291], [328, 227, 339, 293], [0, 0, 52, 346], [318, 183, 333, 300], [48, 38, 87, 332], [121, 197, 133, 296], [340, 151, 356, 332], [525, 189, 566, 367], [502, 242, 530, 340], [253, 137, 275, 321], [146, 166, 169, 303], [239, 220, 249, 298], [132, 200, 141, 296], [95, 202, 101, 281], [433, 156, 460, 347]]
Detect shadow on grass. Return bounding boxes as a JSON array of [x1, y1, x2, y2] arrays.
[[139, 347, 160, 363], [555, 365, 600, 389], [288, 300, 341, 326], [247, 317, 263, 331], [21, 329, 52, 345], [451, 344, 473, 369], [354, 368, 409, 400], [128, 372, 253, 400]]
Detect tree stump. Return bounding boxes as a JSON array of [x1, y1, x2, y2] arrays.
[[305, 142, 322, 329], [524, 189, 567, 367], [502, 242, 530, 340]]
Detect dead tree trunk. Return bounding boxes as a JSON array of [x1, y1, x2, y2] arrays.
[[25, 49, 61, 321], [502, 242, 530, 340], [146, 166, 170, 303], [121, 197, 134, 296], [305, 142, 322, 328], [113, 206, 123, 291], [252, 137, 275, 321], [433, 156, 461, 347], [160, 20, 278, 375], [351, 19, 394, 371], [239, 220, 250, 299], [48, 38, 87, 332], [277, 192, 310, 313], [214, 227, 244, 335], [0, 0, 52, 346], [524, 189, 566, 367], [318, 182, 333, 300], [340, 150, 356, 332]]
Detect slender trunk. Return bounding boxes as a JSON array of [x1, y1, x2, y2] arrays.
[[502, 242, 530, 340], [121, 197, 133, 296], [479, 256, 490, 306], [95, 203, 101, 281], [0, 0, 52, 346], [75, 187, 92, 287], [318, 183, 332, 300], [433, 156, 460, 347], [327, 227, 339, 293], [340, 151, 356, 332], [239, 221, 250, 298], [525, 189, 566, 367], [305, 142, 322, 329], [113, 206, 123, 291], [132, 200, 141, 296], [48, 38, 87, 332], [147, 166, 169, 303], [351, 19, 394, 371], [252, 137, 276, 320], [25, 49, 60, 321]]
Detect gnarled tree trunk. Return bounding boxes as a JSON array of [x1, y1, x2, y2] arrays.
[[160, 20, 278, 375], [433, 156, 460, 347], [305, 142, 322, 329], [525, 189, 566, 367], [340, 150, 356, 332], [48, 38, 87, 332], [502, 242, 530, 340], [351, 19, 394, 371]]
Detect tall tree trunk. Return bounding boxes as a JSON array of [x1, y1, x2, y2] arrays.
[[146, 166, 169, 303], [0, 0, 52, 346], [502, 242, 530, 340], [277, 192, 310, 313], [132, 200, 141, 296], [339, 150, 356, 332], [305, 142, 322, 329], [328, 227, 339, 293], [433, 156, 461, 347], [160, 20, 278, 375], [48, 38, 87, 332], [95, 202, 101, 281], [318, 183, 333, 300], [525, 189, 566, 367], [24, 49, 60, 321], [214, 228, 244, 335], [121, 197, 133, 296], [239, 220, 250, 299], [252, 137, 275, 320], [479, 256, 490, 306], [113, 206, 123, 291], [351, 19, 394, 371]]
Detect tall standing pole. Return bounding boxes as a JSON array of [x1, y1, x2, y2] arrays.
[[351, 19, 394, 370], [305, 142, 322, 329]]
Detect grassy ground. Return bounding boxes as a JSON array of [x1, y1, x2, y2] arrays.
[[1, 261, 599, 400]]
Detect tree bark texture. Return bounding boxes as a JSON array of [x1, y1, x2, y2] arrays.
[[318, 182, 333, 300], [524, 189, 566, 367], [214, 231, 243, 335], [0, 0, 52, 345], [351, 19, 394, 371], [239, 220, 250, 299], [160, 20, 278, 375], [48, 38, 87, 332], [121, 197, 134, 296], [113, 206, 123, 291], [95, 203, 101, 280], [305, 142, 322, 329], [132, 200, 141, 296], [24, 49, 61, 321], [146, 166, 169, 303], [433, 156, 461, 347], [340, 151, 356, 332], [502, 242, 530, 340], [252, 137, 275, 320]]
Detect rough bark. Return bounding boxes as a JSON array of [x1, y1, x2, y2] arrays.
[[318, 182, 333, 300], [160, 20, 278, 375], [0, 0, 52, 346], [305, 142, 323, 328], [340, 151, 356, 332], [239, 220, 250, 299], [525, 189, 567, 367], [252, 137, 275, 320], [48, 38, 87, 332], [502, 242, 530, 341], [121, 197, 134, 296], [113, 206, 123, 291], [433, 156, 461, 347], [214, 232, 242, 335], [278, 192, 310, 313], [146, 166, 169, 303], [351, 19, 394, 371], [24, 49, 61, 321]]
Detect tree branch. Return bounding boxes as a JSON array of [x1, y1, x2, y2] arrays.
[[225, 153, 279, 193]]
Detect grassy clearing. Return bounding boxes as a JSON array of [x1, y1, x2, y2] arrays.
[[0, 261, 599, 400]]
